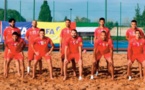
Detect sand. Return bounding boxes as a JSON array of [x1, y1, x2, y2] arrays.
[[0, 52, 144, 90]]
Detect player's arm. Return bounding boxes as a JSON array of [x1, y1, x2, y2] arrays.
[[78, 38, 83, 59], [126, 30, 129, 40], [25, 30, 29, 41], [128, 42, 132, 60], [109, 40, 113, 59], [31, 40, 39, 55], [3, 30, 7, 41], [47, 39, 54, 55], [64, 39, 69, 61], [93, 40, 98, 59]]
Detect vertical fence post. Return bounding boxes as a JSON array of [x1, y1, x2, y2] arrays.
[[117, 23, 119, 53]]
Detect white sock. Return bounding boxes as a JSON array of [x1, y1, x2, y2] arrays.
[[95, 71, 99, 76], [90, 75, 94, 80], [78, 76, 82, 80], [27, 67, 30, 73], [128, 76, 132, 81]]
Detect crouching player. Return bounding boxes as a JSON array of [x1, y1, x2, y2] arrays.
[[90, 31, 114, 80], [5, 32, 25, 78], [32, 29, 54, 79], [127, 30, 145, 81], [63, 29, 83, 81]]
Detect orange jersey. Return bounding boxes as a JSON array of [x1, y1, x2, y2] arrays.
[[65, 37, 83, 54], [25, 27, 40, 43], [33, 37, 53, 55], [6, 38, 25, 54], [126, 28, 144, 41], [60, 27, 73, 44], [3, 26, 21, 41], [128, 38, 145, 59], [94, 39, 113, 55], [94, 27, 110, 39]]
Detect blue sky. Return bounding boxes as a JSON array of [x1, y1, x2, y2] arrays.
[[0, 0, 145, 24]]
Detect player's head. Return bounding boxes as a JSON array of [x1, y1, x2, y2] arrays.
[[101, 31, 107, 40], [135, 30, 141, 39], [9, 18, 16, 27], [39, 29, 45, 38], [71, 29, 78, 38], [65, 19, 71, 28], [32, 20, 37, 28], [12, 32, 19, 41], [99, 17, 105, 26], [131, 20, 137, 29]]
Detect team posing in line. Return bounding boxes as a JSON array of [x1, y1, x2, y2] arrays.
[[2, 18, 145, 81]]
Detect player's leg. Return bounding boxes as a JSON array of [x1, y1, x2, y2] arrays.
[[27, 48, 34, 74], [46, 57, 53, 79], [78, 59, 83, 80], [20, 59, 25, 78], [63, 60, 69, 80], [141, 61, 145, 82], [106, 58, 114, 80], [127, 60, 133, 80], [60, 57, 64, 76], [38, 60, 43, 74], [3, 48, 8, 76], [5, 58, 12, 78], [138, 62, 143, 79], [71, 59, 76, 76], [32, 59, 39, 79], [90, 60, 99, 79]]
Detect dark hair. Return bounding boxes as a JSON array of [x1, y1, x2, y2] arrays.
[[99, 17, 105, 22], [39, 29, 45, 32], [71, 29, 78, 34], [12, 32, 19, 36], [66, 19, 71, 22], [131, 20, 137, 24], [101, 31, 107, 35], [9, 18, 16, 23]]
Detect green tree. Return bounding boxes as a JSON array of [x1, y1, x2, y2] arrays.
[[74, 16, 90, 22], [134, 3, 142, 26], [0, 8, 26, 21], [38, 0, 52, 22], [64, 16, 68, 21]]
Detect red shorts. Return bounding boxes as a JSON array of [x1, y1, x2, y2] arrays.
[[96, 53, 111, 61], [67, 53, 80, 62], [7, 52, 24, 60], [28, 45, 35, 60], [4, 47, 8, 59], [130, 54, 145, 63], [35, 53, 51, 61]]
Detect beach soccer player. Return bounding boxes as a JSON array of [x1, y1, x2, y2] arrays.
[[3, 18, 21, 77], [60, 19, 76, 76], [91, 31, 114, 80], [5, 32, 25, 78], [93, 17, 111, 76], [25, 20, 42, 75], [127, 30, 145, 81], [126, 20, 145, 78], [31, 29, 54, 79], [63, 29, 83, 81]]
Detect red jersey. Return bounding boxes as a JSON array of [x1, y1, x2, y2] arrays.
[[3, 26, 21, 41], [128, 38, 145, 59], [33, 37, 53, 55], [65, 37, 83, 54], [60, 27, 73, 44], [126, 28, 144, 41], [25, 27, 40, 43], [6, 38, 25, 54], [94, 39, 113, 55], [94, 27, 110, 39]]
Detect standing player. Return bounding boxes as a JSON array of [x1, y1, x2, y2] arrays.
[[126, 20, 144, 78], [25, 20, 42, 75], [32, 29, 54, 79], [60, 19, 76, 76], [3, 18, 21, 77], [5, 32, 25, 78], [63, 29, 83, 80], [127, 30, 145, 81], [91, 31, 114, 80], [93, 17, 111, 76]]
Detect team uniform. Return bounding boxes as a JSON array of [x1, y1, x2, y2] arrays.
[[128, 38, 145, 63], [60, 28, 73, 58], [65, 37, 83, 62], [126, 28, 144, 41], [32, 36, 53, 60], [6, 38, 25, 60], [25, 27, 40, 60], [3, 26, 21, 59], [94, 27, 111, 40], [94, 39, 113, 60]]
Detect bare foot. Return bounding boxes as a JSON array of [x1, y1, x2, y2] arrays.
[[73, 72, 76, 77], [50, 77, 54, 80], [63, 76, 67, 81], [17, 73, 21, 77]]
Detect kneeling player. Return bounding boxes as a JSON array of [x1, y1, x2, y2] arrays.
[[32, 29, 54, 79], [63, 29, 83, 80], [5, 32, 25, 78], [127, 30, 145, 81], [90, 31, 114, 80]]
